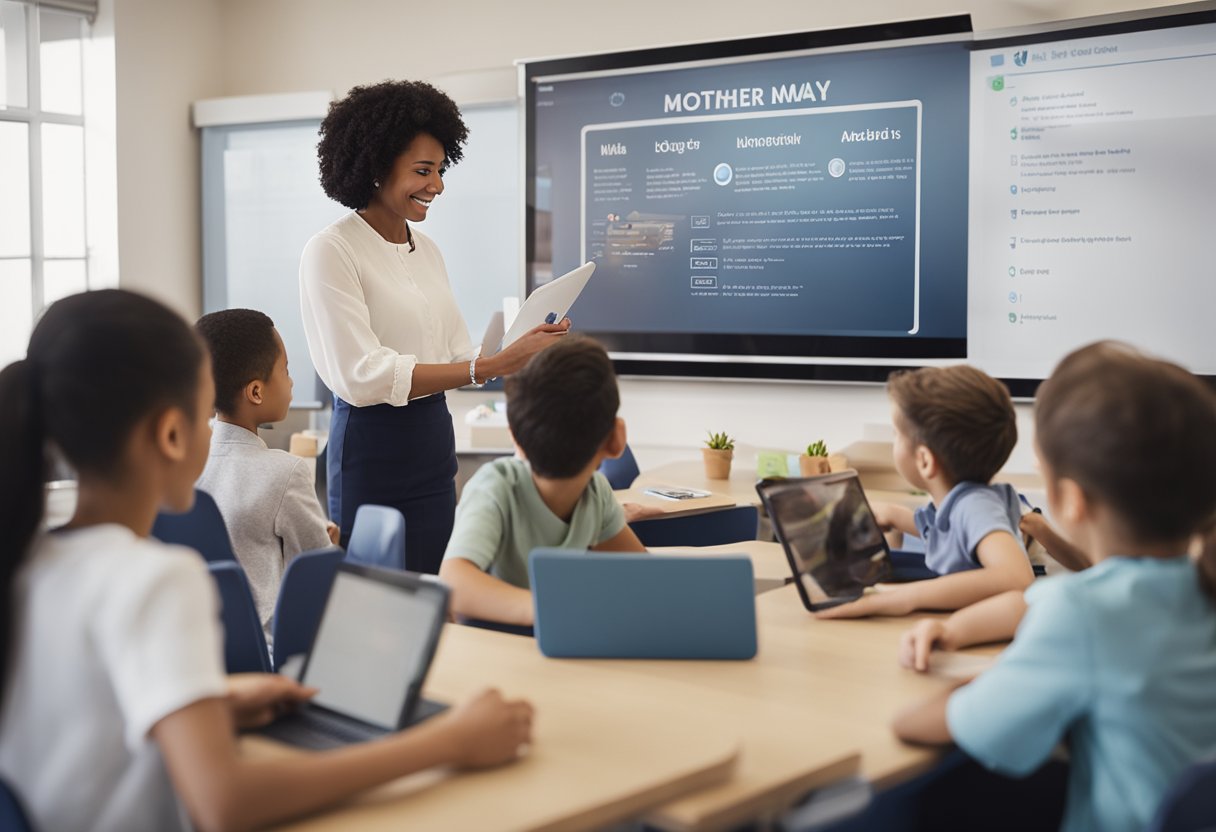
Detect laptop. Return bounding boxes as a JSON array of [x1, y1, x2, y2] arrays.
[[529, 550, 757, 659], [258, 563, 449, 749], [500, 262, 595, 348], [756, 471, 894, 612]]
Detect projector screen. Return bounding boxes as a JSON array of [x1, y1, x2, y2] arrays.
[[521, 6, 1216, 390], [523, 17, 974, 381]]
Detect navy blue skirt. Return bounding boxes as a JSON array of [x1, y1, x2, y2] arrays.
[[328, 392, 457, 574]]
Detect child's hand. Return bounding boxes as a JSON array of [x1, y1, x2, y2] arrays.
[[226, 673, 318, 729], [899, 619, 952, 672], [871, 501, 898, 531], [622, 502, 664, 523], [326, 522, 340, 546], [814, 588, 917, 620], [442, 688, 534, 769]]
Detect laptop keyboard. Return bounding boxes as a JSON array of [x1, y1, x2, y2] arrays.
[[260, 708, 383, 749]]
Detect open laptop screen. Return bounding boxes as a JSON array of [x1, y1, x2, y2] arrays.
[[300, 569, 443, 729], [764, 474, 892, 601]]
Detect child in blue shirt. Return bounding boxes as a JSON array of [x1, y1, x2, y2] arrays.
[[820, 364, 1034, 619], [894, 342, 1216, 832]]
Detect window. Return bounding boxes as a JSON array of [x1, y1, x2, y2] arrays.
[[0, 2, 91, 366]]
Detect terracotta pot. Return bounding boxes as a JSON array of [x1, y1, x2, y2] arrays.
[[827, 453, 848, 473], [799, 454, 831, 477], [702, 447, 734, 480]]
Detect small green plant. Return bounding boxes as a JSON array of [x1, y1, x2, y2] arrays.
[[805, 439, 829, 458], [705, 431, 735, 451]]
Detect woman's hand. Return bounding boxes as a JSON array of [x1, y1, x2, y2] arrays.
[[486, 319, 571, 377], [437, 688, 534, 769], [898, 618, 954, 672], [226, 673, 318, 729]]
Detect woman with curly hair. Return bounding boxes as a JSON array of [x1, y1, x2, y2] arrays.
[[301, 80, 568, 572]]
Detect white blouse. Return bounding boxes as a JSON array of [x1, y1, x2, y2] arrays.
[[299, 212, 476, 407]]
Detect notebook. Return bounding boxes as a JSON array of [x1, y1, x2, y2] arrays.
[[258, 563, 449, 749], [529, 550, 757, 659], [756, 471, 894, 612]]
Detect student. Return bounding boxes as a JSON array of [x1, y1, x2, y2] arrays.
[[819, 364, 1034, 618], [0, 290, 532, 832], [893, 342, 1216, 832], [439, 336, 645, 626], [195, 308, 337, 642]]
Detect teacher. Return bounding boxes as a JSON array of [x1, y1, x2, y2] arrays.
[[300, 80, 568, 573]]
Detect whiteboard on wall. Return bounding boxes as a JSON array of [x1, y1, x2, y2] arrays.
[[201, 104, 520, 408]]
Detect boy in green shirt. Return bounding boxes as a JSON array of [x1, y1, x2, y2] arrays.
[[439, 337, 646, 625]]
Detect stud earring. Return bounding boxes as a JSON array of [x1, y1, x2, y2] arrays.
[[373, 179, 381, 189]]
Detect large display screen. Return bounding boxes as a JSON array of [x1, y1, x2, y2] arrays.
[[523, 18, 973, 380], [522, 7, 1216, 388], [968, 8, 1216, 391]]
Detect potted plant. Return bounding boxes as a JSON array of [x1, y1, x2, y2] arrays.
[[800, 439, 831, 476], [702, 431, 735, 479]]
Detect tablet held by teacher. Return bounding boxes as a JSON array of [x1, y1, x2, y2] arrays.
[[300, 80, 570, 573]]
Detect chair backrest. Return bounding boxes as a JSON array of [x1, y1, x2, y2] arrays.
[[270, 546, 344, 671], [0, 777, 34, 832], [152, 489, 236, 563], [207, 561, 272, 673], [630, 505, 758, 548], [1147, 759, 1216, 832], [346, 504, 406, 571], [598, 444, 641, 490]]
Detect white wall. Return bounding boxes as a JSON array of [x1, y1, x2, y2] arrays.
[[113, 0, 224, 318], [109, 0, 1195, 470]]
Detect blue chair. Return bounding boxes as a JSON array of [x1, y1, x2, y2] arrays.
[[630, 505, 758, 548], [1147, 759, 1216, 832], [270, 546, 344, 671], [599, 444, 641, 489], [346, 504, 407, 571], [207, 561, 272, 673], [0, 777, 33, 832], [152, 489, 236, 563]]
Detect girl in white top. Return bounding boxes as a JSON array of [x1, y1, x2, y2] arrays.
[[300, 80, 568, 573], [0, 289, 533, 832]]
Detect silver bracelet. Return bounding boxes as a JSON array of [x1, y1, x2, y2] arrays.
[[469, 356, 485, 388]]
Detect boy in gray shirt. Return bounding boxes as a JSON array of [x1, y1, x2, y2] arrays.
[[195, 309, 337, 641], [820, 364, 1035, 619], [439, 337, 645, 626]]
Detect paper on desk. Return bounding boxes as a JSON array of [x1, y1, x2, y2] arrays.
[[643, 486, 713, 501]]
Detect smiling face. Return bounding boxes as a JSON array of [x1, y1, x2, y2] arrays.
[[370, 132, 447, 224]]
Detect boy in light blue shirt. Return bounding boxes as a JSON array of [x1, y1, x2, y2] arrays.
[[820, 364, 1034, 619], [439, 337, 645, 626], [895, 342, 1216, 832]]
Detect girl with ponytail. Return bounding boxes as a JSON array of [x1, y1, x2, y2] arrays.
[[0, 290, 532, 832], [890, 341, 1216, 832]]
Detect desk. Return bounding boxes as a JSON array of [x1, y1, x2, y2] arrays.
[[254, 623, 743, 831], [652, 540, 791, 587], [614, 485, 738, 518], [612, 585, 1001, 829]]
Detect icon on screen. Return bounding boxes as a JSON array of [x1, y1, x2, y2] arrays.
[[990, 54, 1005, 68], [828, 157, 846, 178], [1011, 209, 1018, 220], [1009, 312, 1018, 323], [990, 76, 1005, 91], [1010, 184, 1018, 195], [713, 163, 734, 186], [1009, 292, 1018, 304], [1009, 237, 1017, 250], [1010, 127, 1018, 140], [1008, 266, 1017, 277], [1013, 50, 1029, 67], [609, 92, 625, 107], [1011, 154, 1019, 166], [1010, 96, 1018, 107]]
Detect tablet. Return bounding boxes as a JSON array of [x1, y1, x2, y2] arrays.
[[500, 262, 595, 349]]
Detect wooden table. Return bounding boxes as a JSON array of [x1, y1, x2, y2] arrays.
[[608, 585, 1001, 829], [253, 624, 747, 832], [652, 540, 791, 588], [614, 484, 739, 518]]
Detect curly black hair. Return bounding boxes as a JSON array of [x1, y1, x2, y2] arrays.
[[317, 80, 469, 210], [195, 309, 279, 416]]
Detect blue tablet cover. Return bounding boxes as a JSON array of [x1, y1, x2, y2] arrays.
[[529, 550, 757, 660]]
